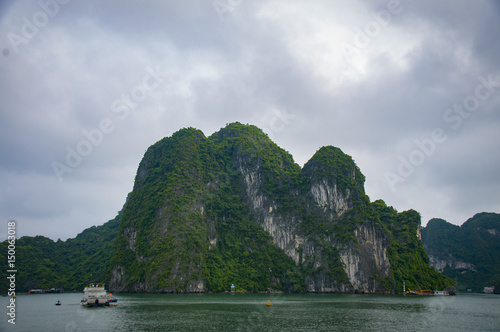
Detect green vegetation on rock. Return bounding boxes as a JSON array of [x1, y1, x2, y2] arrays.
[[372, 200, 454, 292], [0, 213, 120, 293], [422, 213, 500, 292]]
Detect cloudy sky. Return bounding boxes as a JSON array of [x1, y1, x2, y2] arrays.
[[1, 0, 499, 241]]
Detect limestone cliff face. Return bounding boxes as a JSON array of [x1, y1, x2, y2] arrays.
[[427, 254, 476, 274], [309, 179, 350, 217], [338, 225, 391, 292], [237, 153, 303, 265], [235, 144, 392, 293]]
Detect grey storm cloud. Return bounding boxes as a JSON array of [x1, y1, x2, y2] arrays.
[[0, 0, 499, 241]]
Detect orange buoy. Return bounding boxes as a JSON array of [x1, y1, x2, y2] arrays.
[[267, 299, 271, 307]]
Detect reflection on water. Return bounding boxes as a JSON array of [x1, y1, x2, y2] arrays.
[[1, 292, 499, 331]]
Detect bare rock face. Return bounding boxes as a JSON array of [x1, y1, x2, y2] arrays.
[[109, 266, 126, 292], [339, 225, 391, 292], [427, 254, 476, 274], [309, 179, 350, 217], [235, 144, 392, 293]]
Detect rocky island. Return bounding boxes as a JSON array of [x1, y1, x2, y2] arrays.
[[108, 122, 452, 293]]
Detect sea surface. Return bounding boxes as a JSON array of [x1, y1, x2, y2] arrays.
[[1, 292, 499, 331]]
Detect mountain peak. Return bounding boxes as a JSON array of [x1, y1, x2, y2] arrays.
[[304, 145, 368, 206], [211, 122, 270, 141]]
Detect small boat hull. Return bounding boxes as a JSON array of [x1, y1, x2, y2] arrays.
[[81, 299, 107, 307], [407, 289, 434, 296], [407, 289, 449, 296], [433, 291, 449, 296]]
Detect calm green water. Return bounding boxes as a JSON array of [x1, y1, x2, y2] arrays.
[[1, 292, 499, 331]]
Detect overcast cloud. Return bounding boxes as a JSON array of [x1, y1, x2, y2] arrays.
[[1, 0, 499, 241]]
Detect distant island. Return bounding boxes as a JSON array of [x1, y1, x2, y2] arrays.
[[2, 123, 459, 294], [422, 212, 500, 293]]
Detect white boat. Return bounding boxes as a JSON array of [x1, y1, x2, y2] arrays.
[[81, 284, 108, 307], [433, 291, 449, 296]]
